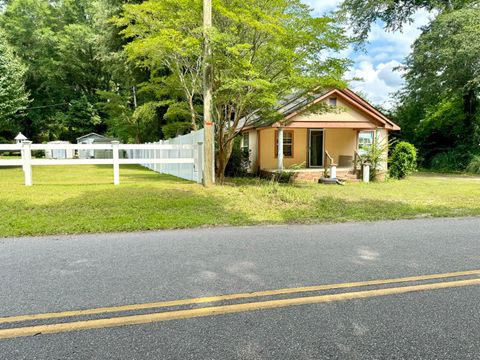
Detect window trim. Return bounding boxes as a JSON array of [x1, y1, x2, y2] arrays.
[[329, 97, 337, 107], [241, 132, 249, 151], [358, 130, 375, 147], [275, 130, 294, 158]]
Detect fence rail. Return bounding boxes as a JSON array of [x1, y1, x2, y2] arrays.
[[0, 144, 195, 151], [0, 141, 202, 186]]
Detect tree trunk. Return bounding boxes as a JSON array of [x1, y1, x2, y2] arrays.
[[215, 135, 234, 184], [188, 95, 198, 131]]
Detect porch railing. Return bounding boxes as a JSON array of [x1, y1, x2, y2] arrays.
[[353, 150, 364, 178], [324, 150, 336, 177]]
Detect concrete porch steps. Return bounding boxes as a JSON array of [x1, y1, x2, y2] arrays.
[[260, 168, 362, 183], [293, 169, 360, 183]]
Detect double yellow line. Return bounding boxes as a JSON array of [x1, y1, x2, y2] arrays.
[[1, 269, 480, 340]]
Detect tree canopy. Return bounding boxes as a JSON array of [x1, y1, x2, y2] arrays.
[[2, 0, 477, 176], [340, 0, 476, 41], [0, 29, 29, 139], [117, 0, 350, 180], [394, 4, 480, 168], [342, 0, 480, 171]]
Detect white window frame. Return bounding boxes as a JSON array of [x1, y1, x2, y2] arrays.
[[358, 131, 375, 148], [241, 132, 249, 152]]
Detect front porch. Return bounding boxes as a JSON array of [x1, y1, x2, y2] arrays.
[[256, 126, 374, 179]]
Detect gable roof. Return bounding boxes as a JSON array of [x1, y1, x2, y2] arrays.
[[76, 133, 109, 141], [15, 132, 27, 140], [244, 88, 400, 131]]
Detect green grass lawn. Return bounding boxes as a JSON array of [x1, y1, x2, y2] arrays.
[[1, 165, 480, 237]]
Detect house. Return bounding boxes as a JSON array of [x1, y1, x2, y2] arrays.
[[76, 133, 117, 159], [45, 141, 74, 159], [91, 138, 126, 159], [241, 88, 400, 181]]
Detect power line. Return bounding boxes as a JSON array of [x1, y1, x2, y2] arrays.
[[19, 103, 70, 111]]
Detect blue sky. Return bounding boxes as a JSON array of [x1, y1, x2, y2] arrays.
[[301, 0, 432, 108]]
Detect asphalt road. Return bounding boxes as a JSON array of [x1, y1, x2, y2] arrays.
[[1, 218, 480, 359]]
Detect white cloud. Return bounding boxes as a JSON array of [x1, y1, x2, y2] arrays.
[[365, 10, 432, 61], [348, 60, 404, 108], [347, 10, 432, 107], [303, 0, 432, 107], [302, 0, 342, 15], [302, 1, 432, 107]]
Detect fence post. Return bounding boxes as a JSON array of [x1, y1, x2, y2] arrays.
[[196, 142, 204, 184], [22, 141, 33, 186], [112, 141, 120, 185], [330, 164, 337, 179], [363, 164, 370, 183]]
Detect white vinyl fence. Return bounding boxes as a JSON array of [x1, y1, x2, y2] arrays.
[[0, 139, 203, 186], [126, 129, 205, 183]]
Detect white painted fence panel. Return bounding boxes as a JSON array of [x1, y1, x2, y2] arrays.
[[0, 137, 203, 185], [126, 129, 204, 183]]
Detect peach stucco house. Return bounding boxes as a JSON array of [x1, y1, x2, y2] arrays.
[[240, 88, 400, 181]]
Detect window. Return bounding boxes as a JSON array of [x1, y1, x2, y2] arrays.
[[329, 97, 337, 107], [241, 133, 249, 151], [358, 131, 375, 149], [275, 130, 293, 157]]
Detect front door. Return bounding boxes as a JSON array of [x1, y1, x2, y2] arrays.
[[309, 129, 324, 167]]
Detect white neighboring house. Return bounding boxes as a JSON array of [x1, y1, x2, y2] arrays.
[[76, 133, 113, 159], [91, 138, 124, 159], [45, 141, 75, 159]]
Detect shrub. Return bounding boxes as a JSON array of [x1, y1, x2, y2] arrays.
[[361, 138, 390, 181], [272, 171, 295, 183], [466, 156, 480, 174], [429, 149, 472, 172], [224, 137, 250, 177], [389, 141, 417, 179]]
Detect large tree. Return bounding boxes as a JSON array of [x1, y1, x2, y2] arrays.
[[395, 5, 480, 166], [117, 0, 349, 181], [342, 0, 480, 169], [340, 0, 476, 41], [0, 29, 29, 138]]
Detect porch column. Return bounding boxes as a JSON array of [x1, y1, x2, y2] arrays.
[[277, 127, 284, 171]]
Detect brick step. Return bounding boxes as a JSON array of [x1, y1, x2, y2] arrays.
[[293, 171, 361, 183]]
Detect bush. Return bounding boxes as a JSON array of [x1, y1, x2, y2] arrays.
[[361, 138, 389, 181], [429, 149, 473, 172], [224, 137, 250, 177], [466, 156, 480, 174], [389, 141, 417, 179]]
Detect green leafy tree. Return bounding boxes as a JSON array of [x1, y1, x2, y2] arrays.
[[0, 0, 61, 139], [0, 30, 29, 136], [117, 0, 349, 181], [97, 89, 134, 142], [340, 0, 476, 41], [392, 5, 480, 168], [0, 0, 147, 141], [403, 7, 480, 145], [343, 0, 480, 170], [115, 0, 204, 132], [60, 96, 103, 141]]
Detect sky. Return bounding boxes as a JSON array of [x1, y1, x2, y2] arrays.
[[302, 0, 432, 108]]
